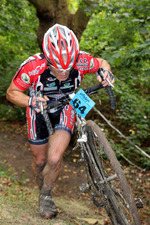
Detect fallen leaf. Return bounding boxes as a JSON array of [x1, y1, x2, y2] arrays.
[[73, 154, 80, 158], [11, 195, 17, 198], [62, 176, 69, 179], [2, 178, 12, 186], [78, 217, 104, 224], [64, 169, 71, 172]]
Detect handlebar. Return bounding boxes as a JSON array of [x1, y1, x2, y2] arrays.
[[85, 84, 116, 110], [105, 86, 116, 110], [45, 82, 116, 112], [97, 68, 116, 110], [45, 76, 116, 112], [35, 69, 116, 135]]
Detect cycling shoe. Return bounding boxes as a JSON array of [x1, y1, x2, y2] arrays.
[[39, 193, 58, 219]]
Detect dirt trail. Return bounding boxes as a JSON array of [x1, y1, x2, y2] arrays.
[[0, 123, 108, 224], [0, 122, 149, 224]]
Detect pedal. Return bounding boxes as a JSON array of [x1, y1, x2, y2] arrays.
[[72, 143, 80, 151], [134, 198, 144, 208]]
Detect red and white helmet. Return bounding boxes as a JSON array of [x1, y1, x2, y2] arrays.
[[42, 24, 79, 71]]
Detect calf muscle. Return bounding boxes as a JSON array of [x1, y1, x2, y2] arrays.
[[41, 130, 71, 192]]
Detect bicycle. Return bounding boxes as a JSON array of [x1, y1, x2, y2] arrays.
[[38, 69, 141, 225]]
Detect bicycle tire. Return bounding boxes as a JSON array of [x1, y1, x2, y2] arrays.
[[82, 140, 120, 224], [83, 134, 127, 224], [83, 120, 141, 225]]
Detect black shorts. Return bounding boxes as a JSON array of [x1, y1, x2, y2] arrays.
[[26, 104, 75, 145]]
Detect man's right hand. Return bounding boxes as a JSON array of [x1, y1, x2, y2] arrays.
[[28, 95, 49, 113]]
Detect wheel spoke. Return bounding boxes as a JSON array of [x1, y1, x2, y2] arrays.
[[81, 120, 141, 225]]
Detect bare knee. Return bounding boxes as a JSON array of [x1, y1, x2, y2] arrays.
[[47, 153, 62, 170], [30, 143, 48, 166], [46, 130, 71, 170], [35, 156, 46, 167]]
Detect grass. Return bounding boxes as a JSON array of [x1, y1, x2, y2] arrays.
[[0, 161, 39, 224], [0, 162, 102, 225], [0, 182, 39, 224]]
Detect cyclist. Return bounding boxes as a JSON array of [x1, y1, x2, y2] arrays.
[[6, 24, 115, 219]]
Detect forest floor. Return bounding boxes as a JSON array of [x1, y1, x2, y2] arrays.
[[0, 121, 149, 225]]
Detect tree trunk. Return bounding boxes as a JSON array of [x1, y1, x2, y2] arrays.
[[28, 0, 93, 50]]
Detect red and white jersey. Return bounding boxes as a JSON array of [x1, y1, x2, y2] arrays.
[[13, 51, 99, 99]]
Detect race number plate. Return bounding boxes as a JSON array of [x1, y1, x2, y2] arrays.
[[70, 89, 95, 118]]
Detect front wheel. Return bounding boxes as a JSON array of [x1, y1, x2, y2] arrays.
[[83, 120, 141, 225]]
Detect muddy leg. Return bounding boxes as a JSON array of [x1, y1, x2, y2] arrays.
[[30, 143, 48, 190]]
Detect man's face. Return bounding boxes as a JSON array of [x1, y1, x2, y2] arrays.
[[50, 65, 70, 81]]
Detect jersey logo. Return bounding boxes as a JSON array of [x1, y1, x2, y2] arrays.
[[89, 58, 94, 70], [47, 77, 56, 81], [21, 73, 30, 84], [46, 82, 56, 87], [28, 63, 46, 76], [60, 84, 74, 89]]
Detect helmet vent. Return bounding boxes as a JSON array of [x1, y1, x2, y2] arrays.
[[42, 24, 79, 70]]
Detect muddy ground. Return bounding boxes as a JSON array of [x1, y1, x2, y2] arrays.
[[0, 122, 149, 224]]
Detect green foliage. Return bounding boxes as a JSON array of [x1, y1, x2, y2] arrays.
[[80, 0, 150, 168], [0, 0, 40, 120], [80, 0, 150, 68], [0, 0, 149, 167], [67, 0, 79, 13], [0, 104, 26, 121]]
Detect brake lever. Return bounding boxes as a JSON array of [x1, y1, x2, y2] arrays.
[[99, 68, 114, 88]]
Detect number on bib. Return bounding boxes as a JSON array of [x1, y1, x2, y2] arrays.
[[70, 89, 95, 118]]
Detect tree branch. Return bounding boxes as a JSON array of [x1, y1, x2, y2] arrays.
[[27, 0, 94, 47]]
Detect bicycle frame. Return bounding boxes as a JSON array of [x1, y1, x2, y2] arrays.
[[76, 116, 87, 143], [39, 84, 141, 224]]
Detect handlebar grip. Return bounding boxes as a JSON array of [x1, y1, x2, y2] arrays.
[[84, 83, 116, 110], [105, 86, 116, 110], [84, 83, 104, 94]]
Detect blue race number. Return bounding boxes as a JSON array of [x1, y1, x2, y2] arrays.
[[70, 89, 95, 118]]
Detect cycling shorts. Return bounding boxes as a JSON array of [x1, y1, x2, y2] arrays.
[[26, 104, 76, 145]]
